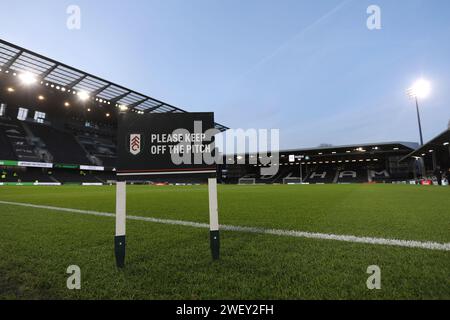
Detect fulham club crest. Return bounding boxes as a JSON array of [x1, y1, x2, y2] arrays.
[[129, 134, 141, 155]]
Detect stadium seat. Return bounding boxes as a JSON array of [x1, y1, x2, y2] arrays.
[[27, 123, 92, 165]]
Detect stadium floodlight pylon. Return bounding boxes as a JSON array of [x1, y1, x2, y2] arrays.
[[407, 78, 431, 146]]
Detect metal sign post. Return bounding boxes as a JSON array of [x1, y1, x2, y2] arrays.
[[208, 178, 220, 260], [115, 181, 126, 268]]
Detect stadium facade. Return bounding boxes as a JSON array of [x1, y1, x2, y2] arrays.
[[0, 39, 449, 185]]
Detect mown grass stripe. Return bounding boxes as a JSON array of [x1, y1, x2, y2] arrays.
[[1, 200, 449, 252]]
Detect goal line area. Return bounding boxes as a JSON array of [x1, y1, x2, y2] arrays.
[[282, 177, 303, 184], [238, 178, 256, 185]]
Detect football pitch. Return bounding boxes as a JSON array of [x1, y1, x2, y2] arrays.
[[0, 184, 449, 300]]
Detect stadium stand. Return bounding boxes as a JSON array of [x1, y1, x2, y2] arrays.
[[2, 39, 447, 186], [261, 166, 296, 184], [76, 133, 117, 167], [368, 167, 391, 183], [221, 142, 422, 184], [27, 122, 92, 165], [336, 167, 368, 184], [0, 39, 227, 185], [0, 167, 54, 183], [67, 118, 117, 167], [305, 167, 338, 184], [401, 128, 450, 184], [93, 171, 117, 183], [0, 124, 16, 160], [0, 117, 41, 162], [49, 169, 101, 183]]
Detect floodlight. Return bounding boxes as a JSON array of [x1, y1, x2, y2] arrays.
[[408, 79, 431, 99], [118, 104, 128, 112], [19, 72, 37, 85], [78, 91, 90, 101]]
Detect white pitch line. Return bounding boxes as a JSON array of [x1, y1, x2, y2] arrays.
[[0, 200, 449, 252]]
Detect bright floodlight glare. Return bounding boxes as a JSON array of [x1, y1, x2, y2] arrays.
[[78, 91, 90, 101], [19, 72, 37, 85], [409, 79, 431, 99], [119, 104, 128, 112]]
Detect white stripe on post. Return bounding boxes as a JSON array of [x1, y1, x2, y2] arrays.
[[208, 178, 219, 231], [115, 181, 126, 236]]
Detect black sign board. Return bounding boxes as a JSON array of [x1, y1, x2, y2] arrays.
[[117, 112, 217, 180]]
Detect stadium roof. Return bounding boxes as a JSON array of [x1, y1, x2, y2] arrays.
[[226, 141, 419, 157], [275, 141, 419, 155], [0, 38, 228, 131], [400, 129, 450, 162]]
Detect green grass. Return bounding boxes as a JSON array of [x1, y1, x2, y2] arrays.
[[0, 184, 449, 299]]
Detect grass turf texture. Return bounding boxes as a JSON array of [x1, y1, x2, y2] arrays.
[[0, 184, 449, 299]]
